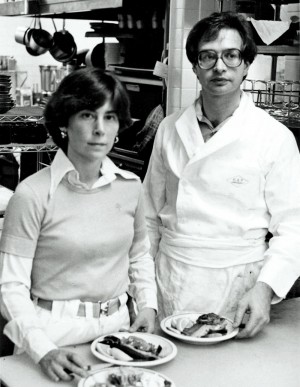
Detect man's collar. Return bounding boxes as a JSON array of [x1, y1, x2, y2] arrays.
[[194, 95, 214, 128], [49, 149, 138, 198]]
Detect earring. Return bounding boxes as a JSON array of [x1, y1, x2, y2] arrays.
[[61, 131, 67, 139], [114, 136, 119, 144]]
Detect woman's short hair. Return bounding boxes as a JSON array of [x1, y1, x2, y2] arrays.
[[186, 11, 257, 67], [44, 67, 132, 152]]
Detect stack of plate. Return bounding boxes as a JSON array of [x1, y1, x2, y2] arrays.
[[0, 74, 15, 114]]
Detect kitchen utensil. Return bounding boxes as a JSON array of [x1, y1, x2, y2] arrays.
[[0, 86, 11, 94], [14, 25, 31, 45], [39, 65, 62, 92], [0, 102, 14, 114], [0, 95, 13, 102], [26, 16, 53, 56], [49, 19, 77, 63], [85, 43, 105, 68]]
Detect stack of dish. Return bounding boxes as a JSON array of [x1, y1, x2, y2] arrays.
[[0, 74, 15, 114]]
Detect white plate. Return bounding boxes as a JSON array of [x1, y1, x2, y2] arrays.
[[160, 313, 239, 345], [91, 332, 177, 367], [78, 366, 175, 387]]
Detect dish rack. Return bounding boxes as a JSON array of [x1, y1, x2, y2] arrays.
[[243, 82, 300, 130]]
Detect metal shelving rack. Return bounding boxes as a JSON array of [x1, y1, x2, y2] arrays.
[[0, 114, 58, 174]]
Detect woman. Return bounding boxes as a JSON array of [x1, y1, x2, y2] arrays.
[[0, 68, 157, 381]]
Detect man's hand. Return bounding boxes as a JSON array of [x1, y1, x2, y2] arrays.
[[39, 349, 88, 382], [233, 282, 274, 338], [129, 307, 156, 333]]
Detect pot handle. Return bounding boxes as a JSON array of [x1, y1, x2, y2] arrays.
[[52, 18, 57, 32]]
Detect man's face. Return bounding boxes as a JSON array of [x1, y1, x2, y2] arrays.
[[193, 28, 250, 97]]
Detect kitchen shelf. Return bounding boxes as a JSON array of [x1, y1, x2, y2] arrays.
[[0, 141, 57, 178], [85, 31, 135, 39], [0, 143, 58, 153], [0, 0, 122, 20], [0, 114, 43, 123], [257, 46, 300, 56]]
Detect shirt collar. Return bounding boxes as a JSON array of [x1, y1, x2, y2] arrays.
[[194, 92, 242, 132], [49, 149, 138, 198], [194, 95, 214, 128]]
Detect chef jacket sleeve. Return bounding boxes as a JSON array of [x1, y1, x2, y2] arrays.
[[143, 122, 167, 258], [128, 185, 157, 312], [0, 252, 57, 363], [257, 132, 300, 298]]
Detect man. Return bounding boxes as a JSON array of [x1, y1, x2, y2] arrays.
[[143, 12, 300, 338]]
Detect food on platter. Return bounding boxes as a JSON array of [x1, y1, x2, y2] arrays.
[[97, 335, 163, 362], [91, 333, 177, 367], [171, 312, 234, 338], [85, 367, 173, 387]]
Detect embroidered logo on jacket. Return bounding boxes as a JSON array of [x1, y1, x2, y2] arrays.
[[228, 175, 248, 187]]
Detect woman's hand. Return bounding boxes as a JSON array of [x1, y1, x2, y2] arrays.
[[129, 307, 156, 333], [39, 349, 88, 382], [233, 282, 273, 338]]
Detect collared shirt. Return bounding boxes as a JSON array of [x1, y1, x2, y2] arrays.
[[195, 95, 231, 142], [0, 150, 157, 363], [49, 149, 137, 197]]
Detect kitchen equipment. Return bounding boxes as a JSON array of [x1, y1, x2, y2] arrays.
[[26, 16, 53, 56], [49, 19, 77, 63], [85, 43, 105, 68], [0, 110, 47, 144], [14, 25, 31, 45], [27, 28, 53, 56], [0, 74, 14, 114], [39, 65, 65, 93]]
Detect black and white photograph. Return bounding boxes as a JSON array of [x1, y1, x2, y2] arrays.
[[0, 1, 299, 386]]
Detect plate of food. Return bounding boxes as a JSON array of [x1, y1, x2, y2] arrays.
[[78, 366, 175, 387], [91, 332, 177, 367], [160, 312, 239, 345]]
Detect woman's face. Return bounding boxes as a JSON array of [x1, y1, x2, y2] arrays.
[[63, 100, 119, 165]]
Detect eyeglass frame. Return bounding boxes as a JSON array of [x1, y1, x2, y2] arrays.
[[196, 49, 243, 70]]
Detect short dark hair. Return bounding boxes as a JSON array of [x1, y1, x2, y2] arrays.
[[44, 67, 132, 153], [186, 11, 257, 67]]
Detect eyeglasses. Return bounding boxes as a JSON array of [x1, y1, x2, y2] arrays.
[[197, 49, 243, 70]]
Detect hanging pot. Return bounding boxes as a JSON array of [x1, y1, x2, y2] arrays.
[[26, 16, 53, 56], [85, 42, 105, 68], [49, 19, 77, 63]]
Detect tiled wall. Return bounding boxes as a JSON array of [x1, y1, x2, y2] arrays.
[[167, 0, 218, 115], [167, 1, 300, 115]]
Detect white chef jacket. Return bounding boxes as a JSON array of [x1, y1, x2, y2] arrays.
[[143, 91, 300, 319]]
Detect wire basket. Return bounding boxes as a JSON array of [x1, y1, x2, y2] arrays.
[[243, 80, 300, 130]]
